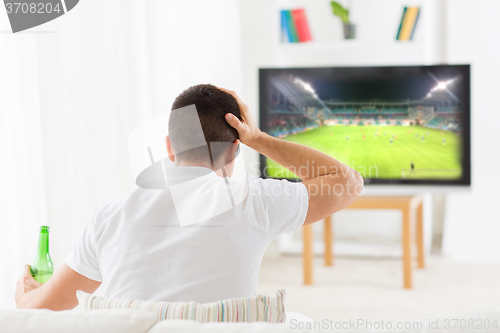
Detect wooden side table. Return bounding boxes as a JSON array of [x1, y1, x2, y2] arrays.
[[303, 195, 425, 289]]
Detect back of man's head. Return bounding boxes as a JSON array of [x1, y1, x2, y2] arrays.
[[169, 84, 241, 165]]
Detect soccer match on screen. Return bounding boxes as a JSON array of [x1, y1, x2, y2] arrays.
[[260, 66, 468, 182]]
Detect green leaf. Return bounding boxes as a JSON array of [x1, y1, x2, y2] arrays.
[[330, 1, 350, 24]]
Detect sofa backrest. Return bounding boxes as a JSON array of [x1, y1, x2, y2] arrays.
[[0, 308, 156, 333]]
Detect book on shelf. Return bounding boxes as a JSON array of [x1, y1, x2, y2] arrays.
[[280, 8, 312, 43], [280, 10, 290, 43], [396, 6, 420, 41], [292, 9, 312, 42], [285, 10, 299, 42]]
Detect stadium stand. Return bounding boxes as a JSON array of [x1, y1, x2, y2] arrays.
[[381, 108, 407, 114], [268, 114, 318, 137], [424, 115, 461, 132], [360, 107, 378, 113], [265, 74, 463, 137], [437, 105, 457, 113], [426, 116, 444, 127]]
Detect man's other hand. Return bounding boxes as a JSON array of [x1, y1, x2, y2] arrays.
[[15, 265, 42, 306], [219, 88, 262, 147]]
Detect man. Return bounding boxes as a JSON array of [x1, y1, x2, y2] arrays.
[[16, 84, 363, 310]]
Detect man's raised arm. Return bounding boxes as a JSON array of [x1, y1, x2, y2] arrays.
[[221, 88, 363, 225]]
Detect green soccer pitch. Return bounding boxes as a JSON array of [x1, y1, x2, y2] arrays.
[[265, 125, 462, 180]]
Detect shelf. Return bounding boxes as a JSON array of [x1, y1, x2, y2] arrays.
[[277, 40, 422, 50]]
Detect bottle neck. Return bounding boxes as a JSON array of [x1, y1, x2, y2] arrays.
[[37, 229, 49, 255]]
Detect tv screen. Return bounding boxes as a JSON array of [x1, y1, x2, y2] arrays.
[[259, 65, 470, 185]]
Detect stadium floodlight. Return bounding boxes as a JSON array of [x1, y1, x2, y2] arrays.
[[293, 78, 316, 94], [303, 83, 315, 93], [431, 79, 454, 92], [436, 82, 447, 90]]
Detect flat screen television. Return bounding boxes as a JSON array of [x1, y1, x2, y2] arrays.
[[259, 65, 471, 186]]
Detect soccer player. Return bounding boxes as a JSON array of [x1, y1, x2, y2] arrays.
[[442, 138, 446, 145], [421, 135, 425, 142], [410, 161, 415, 175], [390, 138, 393, 145], [346, 136, 349, 141]]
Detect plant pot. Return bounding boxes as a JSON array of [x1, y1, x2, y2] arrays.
[[343, 23, 356, 39]]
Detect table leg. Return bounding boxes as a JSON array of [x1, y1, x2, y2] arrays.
[[402, 207, 412, 289], [303, 224, 314, 285], [324, 216, 333, 266], [416, 202, 425, 268]]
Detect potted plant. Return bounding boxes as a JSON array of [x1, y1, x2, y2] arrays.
[[330, 1, 355, 39]]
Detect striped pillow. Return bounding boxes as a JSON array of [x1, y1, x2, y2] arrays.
[[76, 290, 286, 323]]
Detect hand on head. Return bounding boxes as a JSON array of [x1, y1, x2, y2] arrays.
[[218, 88, 262, 147]]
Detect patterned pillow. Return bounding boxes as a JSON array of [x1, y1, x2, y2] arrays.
[[76, 290, 286, 323]]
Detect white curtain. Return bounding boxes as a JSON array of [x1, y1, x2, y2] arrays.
[[0, 0, 242, 308]]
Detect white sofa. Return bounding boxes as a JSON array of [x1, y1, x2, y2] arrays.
[[0, 310, 312, 333], [1, 308, 499, 333]]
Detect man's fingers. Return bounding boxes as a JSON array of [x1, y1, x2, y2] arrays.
[[225, 113, 244, 131], [218, 87, 245, 107], [22, 265, 37, 283], [23, 265, 32, 277], [217, 86, 234, 96]]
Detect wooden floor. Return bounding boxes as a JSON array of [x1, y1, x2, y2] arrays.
[[258, 254, 500, 322]]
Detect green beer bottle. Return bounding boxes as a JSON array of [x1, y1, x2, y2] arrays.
[[30, 226, 53, 283]]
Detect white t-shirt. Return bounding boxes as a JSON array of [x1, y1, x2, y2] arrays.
[[65, 166, 309, 303]]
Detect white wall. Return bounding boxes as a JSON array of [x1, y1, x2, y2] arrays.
[[442, 0, 500, 263]]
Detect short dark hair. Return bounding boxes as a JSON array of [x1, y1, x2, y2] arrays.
[[169, 84, 241, 164]]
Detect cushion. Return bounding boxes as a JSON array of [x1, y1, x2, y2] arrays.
[[0, 308, 156, 333], [77, 290, 286, 323]]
